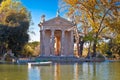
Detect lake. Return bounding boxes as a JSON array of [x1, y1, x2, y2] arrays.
[[0, 62, 120, 80]]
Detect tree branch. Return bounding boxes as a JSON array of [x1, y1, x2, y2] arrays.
[[98, 6, 113, 35]]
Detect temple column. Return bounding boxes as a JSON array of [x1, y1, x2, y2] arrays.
[[70, 31, 74, 56], [56, 37, 60, 55], [61, 30, 65, 56], [40, 30, 45, 56], [50, 30, 55, 56], [40, 30, 43, 55]]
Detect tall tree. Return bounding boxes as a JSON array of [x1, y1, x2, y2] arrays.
[[0, 0, 30, 56], [62, 0, 120, 56]]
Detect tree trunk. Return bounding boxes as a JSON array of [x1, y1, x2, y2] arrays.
[[93, 41, 97, 57], [79, 40, 84, 56], [92, 34, 98, 57], [74, 24, 80, 57], [87, 41, 91, 56], [76, 40, 80, 57]]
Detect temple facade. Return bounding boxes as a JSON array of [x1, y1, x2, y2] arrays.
[[38, 15, 74, 56]]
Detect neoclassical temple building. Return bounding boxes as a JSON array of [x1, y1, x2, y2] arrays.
[[38, 15, 74, 57]]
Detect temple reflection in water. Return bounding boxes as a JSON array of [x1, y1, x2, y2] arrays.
[[28, 62, 120, 80], [28, 63, 79, 80]]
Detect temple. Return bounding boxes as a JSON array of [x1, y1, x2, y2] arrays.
[[38, 15, 74, 57]]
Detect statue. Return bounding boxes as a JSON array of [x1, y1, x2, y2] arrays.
[[38, 15, 45, 28], [40, 15, 45, 23], [56, 10, 60, 17]]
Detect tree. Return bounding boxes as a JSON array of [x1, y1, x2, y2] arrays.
[[0, 0, 30, 57], [62, 0, 120, 56], [111, 34, 120, 56], [83, 32, 94, 57], [28, 41, 40, 56], [22, 44, 33, 57], [22, 41, 40, 57]]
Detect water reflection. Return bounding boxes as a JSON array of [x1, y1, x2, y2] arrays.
[[0, 64, 28, 80], [1, 62, 119, 80], [73, 63, 79, 80], [28, 67, 41, 80], [40, 65, 54, 80], [54, 63, 61, 80], [28, 62, 120, 80]]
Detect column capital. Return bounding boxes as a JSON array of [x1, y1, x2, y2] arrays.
[[51, 30, 55, 38], [51, 29, 55, 32]]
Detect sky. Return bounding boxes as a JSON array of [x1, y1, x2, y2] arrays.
[[21, 0, 59, 42]]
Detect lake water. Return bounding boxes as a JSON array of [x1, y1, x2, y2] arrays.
[[0, 62, 120, 80]]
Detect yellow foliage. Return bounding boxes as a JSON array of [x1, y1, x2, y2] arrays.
[[0, 0, 29, 25], [64, 0, 78, 6], [63, 0, 120, 34], [0, 0, 12, 12], [62, 0, 120, 55]]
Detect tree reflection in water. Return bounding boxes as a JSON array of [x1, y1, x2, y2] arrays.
[[73, 63, 79, 80]]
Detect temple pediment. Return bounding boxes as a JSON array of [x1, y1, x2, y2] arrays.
[[43, 16, 74, 27]]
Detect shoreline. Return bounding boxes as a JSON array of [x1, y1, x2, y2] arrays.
[[0, 56, 120, 64]]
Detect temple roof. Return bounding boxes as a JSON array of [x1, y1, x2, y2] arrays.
[[42, 16, 74, 27]]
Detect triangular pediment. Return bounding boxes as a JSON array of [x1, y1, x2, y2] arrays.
[[43, 16, 74, 27]]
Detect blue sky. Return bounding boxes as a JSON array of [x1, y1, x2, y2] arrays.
[[21, 0, 59, 42]]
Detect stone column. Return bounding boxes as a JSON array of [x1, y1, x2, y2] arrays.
[[61, 30, 65, 56], [70, 31, 74, 56], [56, 37, 60, 55], [41, 30, 45, 56], [50, 30, 55, 56], [40, 30, 43, 55]]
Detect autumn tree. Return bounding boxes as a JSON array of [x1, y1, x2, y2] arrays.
[[0, 0, 30, 56], [62, 0, 120, 56], [110, 34, 120, 56]]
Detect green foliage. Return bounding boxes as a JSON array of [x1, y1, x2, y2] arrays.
[[0, 21, 29, 56], [0, 0, 30, 57], [22, 44, 33, 57], [27, 41, 40, 56], [22, 41, 40, 57], [83, 32, 94, 42], [28, 41, 40, 49]]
